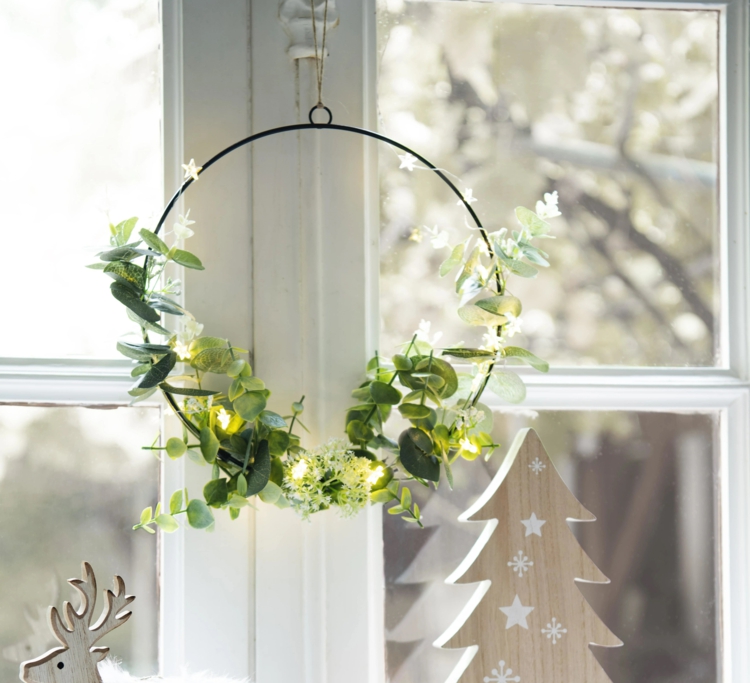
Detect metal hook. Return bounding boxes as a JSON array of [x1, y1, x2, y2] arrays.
[[308, 105, 333, 126]]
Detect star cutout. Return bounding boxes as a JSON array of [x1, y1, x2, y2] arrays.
[[182, 158, 202, 181], [499, 595, 534, 630], [521, 512, 546, 537]]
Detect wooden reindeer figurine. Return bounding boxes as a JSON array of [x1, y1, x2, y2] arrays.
[[19, 562, 135, 683]]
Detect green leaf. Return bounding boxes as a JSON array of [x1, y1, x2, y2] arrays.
[[139, 228, 169, 255], [228, 378, 245, 402], [494, 246, 539, 278], [103, 261, 146, 289], [203, 478, 229, 507], [170, 248, 205, 270], [199, 427, 220, 464], [227, 359, 247, 378], [440, 448, 454, 490], [119, 341, 172, 356], [457, 304, 505, 327], [268, 429, 290, 456], [398, 428, 439, 481], [259, 411, 287, 429], [160, 383, 219, 397], [229, 507, 241, 520], [370, 488, 397, 503], [369, 433, 399, 453], [369, 381, 402, 405], [239, 376, 266, 391], [258, 480, 283, 505], [398, 403, 432, 420], [475, 295, 522, 318], [488, 370, 527, 404], [187, 449, 208, 466], [131, 363, 150, 377], [392, 354, 413, 371], [440, 241, 466, 277], [228, 494, 251, 508], [148, 294, 186, 316], [245, 439, 272, 496], [503, 346, 549, 372], [136, 352, 177, 389], [86, 262, 109, 270], [166, 437, 187, 459], [140, 507, 153, 525], [113, 217, 139, 245], [414, 357, 458, 399], [126, 308, 172, 337], [346, 419, 375, 443], [186, 499, 215, 529], [128, 387, 158, 404], [190, 336, 228, 353], [99, 246, 152, 261], [400, 486, 412, 509], [237, 473, 248, 496], [515, 206, 551, 236], [154, 514, 179, 533], [169, 490, 184, 515], [441, 347, 496, 361], [456, 246, 480, 293], [387, 505, 405, 515], [192, 347, 233, 373], [110, 282, 161, 323], [234, 391, 267, 422]]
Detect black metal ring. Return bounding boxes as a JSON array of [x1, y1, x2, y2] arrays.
[[149, 118, 490, 469], [308, 105, 333, 126]]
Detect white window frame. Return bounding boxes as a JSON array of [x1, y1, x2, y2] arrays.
[[1, 0, 746, 681]]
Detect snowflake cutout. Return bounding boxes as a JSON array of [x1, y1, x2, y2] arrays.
[[541, 617, 568, 644], [484, 660, 521, 683], [507, 551, 533, 577], [529, 457, 546, 475]]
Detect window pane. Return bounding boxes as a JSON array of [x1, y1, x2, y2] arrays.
[[0, 406, 159, 679], [384, 411, 718, 683], [378, 3, 719, 366], [0, 1, 161, 358]]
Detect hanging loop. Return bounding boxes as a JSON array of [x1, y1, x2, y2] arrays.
[[308, 105, 333, 126]]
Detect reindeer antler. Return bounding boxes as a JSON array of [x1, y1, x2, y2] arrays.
[[89, 574, 135, 646]]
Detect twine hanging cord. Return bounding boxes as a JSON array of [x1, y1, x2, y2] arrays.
[[310, 0, 330, 108]]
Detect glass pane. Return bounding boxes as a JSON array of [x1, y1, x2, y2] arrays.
[[384, 411, 718, 683], [0, 1, 161, 358], [0, 406, 159, 679], [378, 3, 719, 366]]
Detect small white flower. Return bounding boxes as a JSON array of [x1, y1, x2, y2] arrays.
[[458, 188, 478, 205], [173, 210, 196, 240], [367, 465, 385, 485], [460, 437, 479, 454], [501, 237, 522, 259], [504, 313, 522, 338], [415, 319, 443, 347], [424, 225, 450, 250], [174, 340, 191, 360], [398, 153, 418, 171], [184, 318, 204, 339], [217, 407, 231, 430], [182, 159, 202, 181], [535, 190, 561, 219], [291, 459, 309, 480], [481, 327, 504, 352], [408, 227, 423, 243]]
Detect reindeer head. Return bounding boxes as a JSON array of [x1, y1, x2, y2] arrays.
[[19, 562, 135, 683]]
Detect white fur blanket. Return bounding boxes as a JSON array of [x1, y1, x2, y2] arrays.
[[99, 659, 250, 683]]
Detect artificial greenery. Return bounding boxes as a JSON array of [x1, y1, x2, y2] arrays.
[[91, 173, 559, 532]]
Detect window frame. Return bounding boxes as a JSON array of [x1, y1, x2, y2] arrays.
[[0, 0, 747, 681]]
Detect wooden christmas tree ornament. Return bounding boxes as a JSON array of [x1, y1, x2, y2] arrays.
[[434, 428, 622, 683], [20, 562, 134, 683]]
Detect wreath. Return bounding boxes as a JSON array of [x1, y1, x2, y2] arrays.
[[89, 123, 559, 534]]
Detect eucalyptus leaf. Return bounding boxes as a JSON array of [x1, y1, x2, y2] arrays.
[[398, 403, 432, 420], [258, 480, 283, 505], [139, 228, 169, 255], [439, 241, 466, 277], [515, 206, 551, 236], [259, 411, 287, 429], [503, 346, 549, 372], [441, 347, 496, 361], [110, 282, 161, 323], [148, 294, 186, 316], [392, 354, 413, 371], [160, 383, 219, 397], [98, 246, 153, 262], [474, 295, 522, 318], [136, 352, 177, 389], [169, 490, 184, 515], [457, 303, 505, 327], [189, 336, 228, 353], [104, 261, 146, 289], [488, 370, 527, 404], [244, 439, 272, 496], [186, 499, 214, 529], [166, 437, 187, 459], [170, 248, 205, 270], [369, 381, 402, 405], [126, 308, 172, 336], [234, 391, 267, 422], [239, 376, 266, 391], [398, 428, 439, 482], [192, 347, 233, 373], [154, 514, 179, 533], [203, 478, 229, 507], [456, 246, 480, 293]]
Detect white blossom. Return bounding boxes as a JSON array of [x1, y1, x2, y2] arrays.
[[408, 226, 423, 243], [535, 191, 561, 219], [460, 437, 479, 454], [398, 153, 418, 171], [504, 312, 523, 338], [458, 188, 478, 205], [481, 327, 504, 352], [415, 319, 443, 347], [173, 210, 196, 240], [425, 225, 451, 249], [174, 340, 191, 360], [217, 407, 231, 430]]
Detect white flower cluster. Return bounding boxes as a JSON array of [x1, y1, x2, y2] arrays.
[[282, 438, 378, 520], [455, 406, 486, 430]]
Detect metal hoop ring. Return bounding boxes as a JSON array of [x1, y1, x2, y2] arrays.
[[308, 105, 333, 126]]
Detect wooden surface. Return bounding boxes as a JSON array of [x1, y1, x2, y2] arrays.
[[436, 429, 622, 683], [19, 562, 134, 683]]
